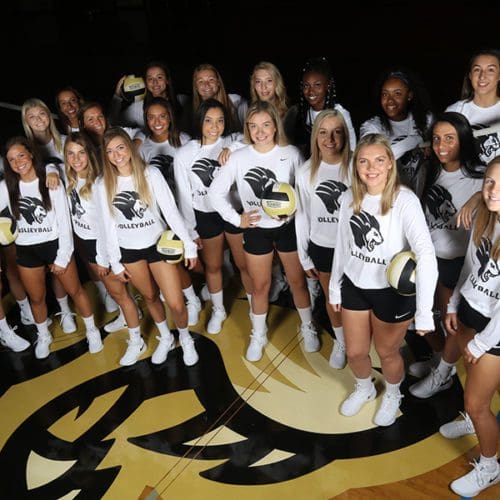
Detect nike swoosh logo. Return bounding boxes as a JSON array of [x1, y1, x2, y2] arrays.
[[395, 312, 411, 320], [279, 158, 287, 161]]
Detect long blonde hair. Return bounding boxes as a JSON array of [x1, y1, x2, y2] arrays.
[[64, 132, 100, 200], [309, 109, 351, 183], [243, 101, 288, 147], [351, 133, 399, 215], [21, 97, 64, 154], [473, 157, 500, 259], [102, 127, 152, 211], [250, 61, 289, 118]]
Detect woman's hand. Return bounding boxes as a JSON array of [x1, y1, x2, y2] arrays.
[[46, 172, 60, 190], [332, 303, 341, 313], [240, 210, 261, 228], [464, 346, 479, 365], [194, 238, 203, 250], [96, 265, 111, 278], [305, 268, 320, 280], [415, 329, 433, 336], [115, 75, 126, 97], [49, 263, 67, 275], [456, 191, 481, 229], [217, 147, 231, 165], [444, 312, 458, 336], [115, 269, 132, 283], [185, 257, 198, 270]]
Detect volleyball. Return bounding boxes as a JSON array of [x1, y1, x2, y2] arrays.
[[0, 216, 18, 246], [122, 75, 146, 103], [156, 230, 184, 264], [386, 251, 417, 296], [261, 182, 297, 219]]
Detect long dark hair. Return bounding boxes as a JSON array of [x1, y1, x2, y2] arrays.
[[3, 136, 51, 220], [143, 97, 181, 148], [421, 112, 483, 201], [192, 98, 228, 145]]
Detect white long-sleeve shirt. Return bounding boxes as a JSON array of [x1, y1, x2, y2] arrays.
[[329, 187, 438, 330], [208, 144, 303, 229], [0, 178, 73, 268], [446, 99, 500, 165], [424, 169, 483, 259], [174, 135, 242, 239], [295, 159, 351, 270], [96, 166, 197, 274], [447, 222, 500, 358]]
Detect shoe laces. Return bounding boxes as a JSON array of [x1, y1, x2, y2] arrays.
[[55, 311, 77, 323], [300, 322, 317, 338], [381, 392, 403, 408], [334, 341, 346, 353], [468, 459, 498, 487], [459, 411, 474, 432], [126, 336, 143, 347]]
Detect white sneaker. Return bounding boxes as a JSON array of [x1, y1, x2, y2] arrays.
[[269, 276, 288, 302], [207, 307, 226, 334], [35, 333, 52, 359], [55, 311, 77, 334], [329, 340, 346, 369], [104, 312, 127, 333], [340, 382, 376, 417], [440, 411, 476, 439], [180, 335, 199, 366], [151, 334, 175, 364], [86, 327, 103, 354], [0, 326, 30, 352], [119, 336, 146, 366], [408, 353, 441, 378], [373, 392, 403, 426], [450, 460, 500, 497], [20, 308, 35, 326], [300, 322, 320, 352], [200, 284, 210, 302], [409, 367, 453, 399], [186, 297, 202, 326], [103, 292, 119, 313], [245, 331, 268, 362]]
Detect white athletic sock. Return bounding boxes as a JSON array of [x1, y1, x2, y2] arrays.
[[36, 320, 50, 336], [251, 312, 267, 334], [480, 454, 499, 473], [297, 306, 313, 325], [333, 326, 345, 345], [0, 317, 10, 331], [56, 295, 72, 314], [155, 320, 172, 338], [182, 285, 198, 302], [436, 358, 454, 379], [385, 379, 403, 395], [178, 327, 191, 341], [82, 315, 96, 330], [210, 290, 224, 310], [17, 297, 32, 314], [355, 376, 374, 390], [128, 326, 141, 338]]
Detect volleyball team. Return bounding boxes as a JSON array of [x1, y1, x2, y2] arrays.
[[1, 49, 499, 497]]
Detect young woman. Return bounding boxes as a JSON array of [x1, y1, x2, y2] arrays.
[[55, 86, 84, 134], [359, 68, 434, 192], [408, 112, 484, 399], [97, 127, 199, 367], [295, 109, 352, 369], [284, 56, 357, 158], [63, 132, 142, 338], [250, 61, 289, 118], [190, 63, 247, 133], [175, 98, 251, 334], [329, 133, 438, 427], [209, 100, 319, 362], [442, 158, 500, 498], [139, 97, 201, 327], [446, 48, 500, 166], [2, 137, 102, 359]]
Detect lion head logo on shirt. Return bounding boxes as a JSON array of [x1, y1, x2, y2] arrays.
[[350, 211, 384, 252], [19, 197, 47, 224], [69, 189, 85, 219], [192, 158, 220, 188], [425, 185, 457, 223], [315, 180, 347, 214], [477, 131, 500, 160], [476, 237, 500, 282], [244, 167, 277, 198], [112, 191, 147, 220]]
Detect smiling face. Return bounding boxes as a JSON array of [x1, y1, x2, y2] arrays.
[[146, 103, 171, 141], [432, 121, 460, 172], [483, 161, 500, 214], [57, 90, 80, 125], [106, 136, 132, 175], [65, 141, 88, 178], [83, 106, 107, 136], [254, 69, 276, 102], [201, 106, 225, 145], [356, 144, 393, 195], [247, 111, 277, 152], [317, 115, 345, 164], [302, 71, 328, 111], [6, 143, 36, 181], [195, 69, 220, 101], [145, 66, 167, 98], [469, 54, 500, 98], [380, 77, 412, 122], [25, 106, 50, 133]]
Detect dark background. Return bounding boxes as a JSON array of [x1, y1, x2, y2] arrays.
[[2, 0, 500, 143]]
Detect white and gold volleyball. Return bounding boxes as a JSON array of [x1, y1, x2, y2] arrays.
[[156, 229, 184, 264], [0, 216, 18, 246], [261, 182, 296, 219], [122, 75, 146, 102], [386, 251, 417, 296]]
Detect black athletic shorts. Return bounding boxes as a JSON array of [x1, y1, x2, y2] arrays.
[[457, 295, 500, 356], [74, 234, 97, 264], [195, 210, 242, 239], [16, 239, 59, 268], [243, 221, 297, 255], [120, 244, 165, 264], [308, 241, 334, 273], [341, 274, 416, 324], [437, 256, 465, 290]]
